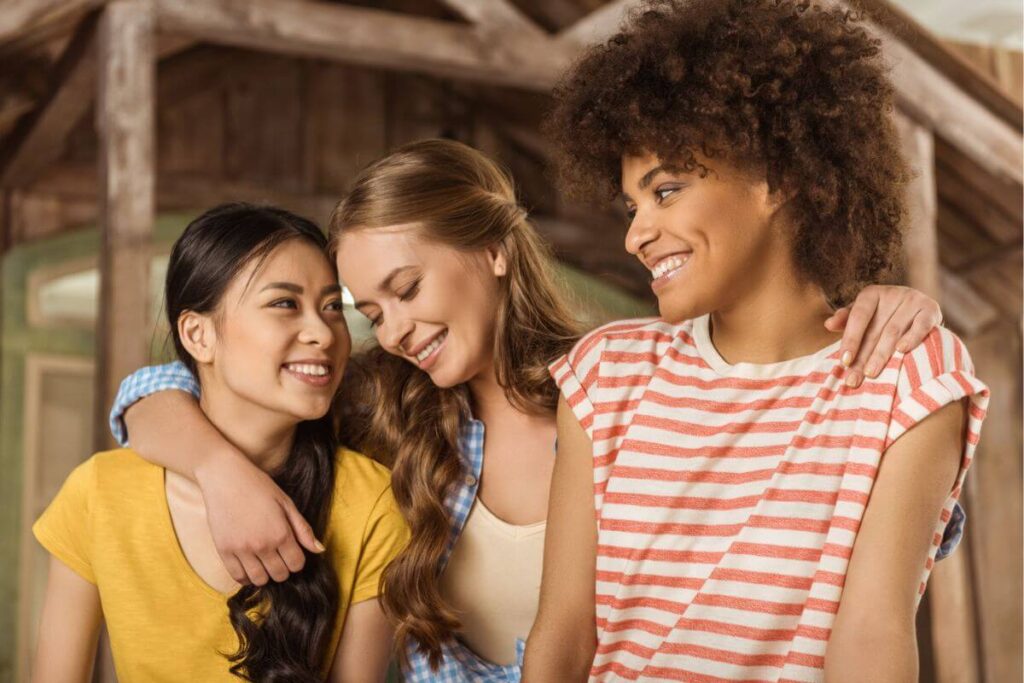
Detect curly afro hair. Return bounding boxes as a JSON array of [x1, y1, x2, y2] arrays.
[[545, 0, 909, 303]]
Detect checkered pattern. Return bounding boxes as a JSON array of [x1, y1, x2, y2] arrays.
[[108, 362, 964, 681], [110, 361, 199, 447]]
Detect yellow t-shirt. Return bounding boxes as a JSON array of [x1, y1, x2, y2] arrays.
[[33, 447, 408, 682]]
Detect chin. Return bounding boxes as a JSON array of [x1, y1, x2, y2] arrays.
[[657, 295, 710, 325]]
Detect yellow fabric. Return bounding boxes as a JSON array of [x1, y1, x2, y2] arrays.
[[33, 447, 408, 683]]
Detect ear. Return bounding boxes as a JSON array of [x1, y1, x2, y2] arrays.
[[486, 244, 508, 277], [177, 310, 217, 365]]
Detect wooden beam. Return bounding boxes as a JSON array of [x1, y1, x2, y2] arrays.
[[885, 31, 1023, 187], [155, 0, 578, 92], [0, 13, 99, 189], [0, 0, 104, 46], [557, 0, 633, 45], [94, 0, 155, 459], [439, 0, 546, 38], [895, 111, 939, 299], [938, 269, 1000, 339]]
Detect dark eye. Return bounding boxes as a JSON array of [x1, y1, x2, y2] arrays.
[[324, 299, 344, 313], [625, 206, 637, 222], [655, 187, 677, 202], [270, 298, 297, 309]]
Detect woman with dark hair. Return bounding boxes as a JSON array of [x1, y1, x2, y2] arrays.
[[31, 203, 406, 682], [524, 1, 989, 681]]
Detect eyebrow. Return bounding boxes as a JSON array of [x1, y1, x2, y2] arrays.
[[353, 265, 417, 309], [260, 282, 342, 296]]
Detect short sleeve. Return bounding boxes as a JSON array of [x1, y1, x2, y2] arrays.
[[885, 328, 988, 462], [349, 486, 410, 604], [549, 327, 609, 440], [33, 458, 97, 584], [109, 361, 200, 446]]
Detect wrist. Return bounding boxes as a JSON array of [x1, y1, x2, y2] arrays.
[[193, 445, 250, 488]]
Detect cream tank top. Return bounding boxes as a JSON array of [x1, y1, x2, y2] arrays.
[[439, 498, 546, 665]]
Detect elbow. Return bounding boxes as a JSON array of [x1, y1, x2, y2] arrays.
[[824, 615, 917, 683]]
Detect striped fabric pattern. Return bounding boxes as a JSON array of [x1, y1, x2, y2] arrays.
[[550, 315, 988, 682]]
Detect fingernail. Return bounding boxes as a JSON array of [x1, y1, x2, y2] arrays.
[[896, 342, 908, 353], [841, 351, 853, 367], [865, 362, 878, 377], [845, 371, 860, 388], [314, 540, 326, 553]]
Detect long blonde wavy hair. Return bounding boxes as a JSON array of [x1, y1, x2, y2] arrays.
[[329, 139, 582, 669]]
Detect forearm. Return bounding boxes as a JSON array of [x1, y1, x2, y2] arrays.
[[124, 390, 241, 481], [522, 617, 594, 682]]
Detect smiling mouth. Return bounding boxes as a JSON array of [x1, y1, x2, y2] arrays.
[[282, 362, 333, 387], [414, 330, 448, 365], [649, 254, 691, 283]]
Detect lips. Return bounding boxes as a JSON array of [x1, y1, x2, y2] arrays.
[[648, 252, 691, 284], [409, 329, 447, 369], [282, 361, 333, 387]]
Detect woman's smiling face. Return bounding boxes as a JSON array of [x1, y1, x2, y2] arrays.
[[621, 151, 785, 323], [203, 239, 351, 423], [335, 226, 506, 388]]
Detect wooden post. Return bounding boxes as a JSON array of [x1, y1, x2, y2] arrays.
[[896, 110, 981, 682], [95, 0, 154, 451]]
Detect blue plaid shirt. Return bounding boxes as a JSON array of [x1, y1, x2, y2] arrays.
[[110, 362, 966, 682]]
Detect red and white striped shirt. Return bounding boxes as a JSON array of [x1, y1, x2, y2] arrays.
[[550, 315, 988, 682]]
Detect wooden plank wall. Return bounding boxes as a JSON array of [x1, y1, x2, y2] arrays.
[[944, 40, 1023, 108]]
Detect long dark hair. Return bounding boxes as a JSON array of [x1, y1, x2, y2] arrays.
[[166, 203, 339, 682]]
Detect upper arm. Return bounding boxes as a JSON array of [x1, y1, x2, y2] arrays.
[[826, 400, 966, 678], [523, 395, 597, 680], [110, 362, 199, 446], [329, 599, 393, 683], [32, 556, 103, 683]]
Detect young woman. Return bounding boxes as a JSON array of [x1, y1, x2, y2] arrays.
[[109, 142, 946, 681], [523, 2, 989, 681], [32, 204, 406, 683]]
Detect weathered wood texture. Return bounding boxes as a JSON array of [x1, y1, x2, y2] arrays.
[[154, 0, 578, 91], [945, 41, 1023, 108], [94, 0, 155, 458]]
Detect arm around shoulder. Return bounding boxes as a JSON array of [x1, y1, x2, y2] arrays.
[[522, 396, 597, 682]]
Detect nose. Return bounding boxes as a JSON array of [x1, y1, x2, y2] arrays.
[[298, 309, 336, 349], [380, 315, 414, 353], [625, 205, 658, 257]]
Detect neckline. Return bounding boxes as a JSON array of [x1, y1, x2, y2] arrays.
[[158, 469, 238, 601], [692, 314, 842, 378], [472, 498, 546, 537]]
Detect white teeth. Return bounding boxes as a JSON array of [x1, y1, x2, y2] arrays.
[[651, 255, 688, 279], [286, 363, 329, 377], [416, 332, 447, 362]]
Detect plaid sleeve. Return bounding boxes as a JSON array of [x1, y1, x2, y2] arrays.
[[108, 361, 200, 446]]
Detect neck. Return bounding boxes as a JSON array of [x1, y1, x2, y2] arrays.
[[709, 266, 838, 365], [197, 373, 296, 474]]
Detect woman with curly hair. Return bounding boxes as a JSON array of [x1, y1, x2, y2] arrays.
[[523, 1, 989, 681], [108, 137, 942, 681]]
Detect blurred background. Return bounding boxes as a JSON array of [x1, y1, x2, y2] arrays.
[[0, 1, 1020, 681]]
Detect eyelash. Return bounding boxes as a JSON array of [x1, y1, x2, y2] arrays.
[[367, 278, 421, 328], [270, 299, 344, 312], [625, 187, 680, 222]]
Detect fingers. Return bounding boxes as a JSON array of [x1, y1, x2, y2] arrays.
[[278, 535, 307, 574], [238, 553, 271, 587], [895, 312, 936, 356], [221, 553, 250, 586], [839, 287, 887, 372], [283, 498, 324, 555], [824, 306, 850, 332], [258, 550, 292, 583], [855, 303, 919, 380]]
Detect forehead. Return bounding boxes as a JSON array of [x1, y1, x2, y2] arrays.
[[621, 151, 664, 188], [232, 239, 335, 294], [335, 228, 452, 287]]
